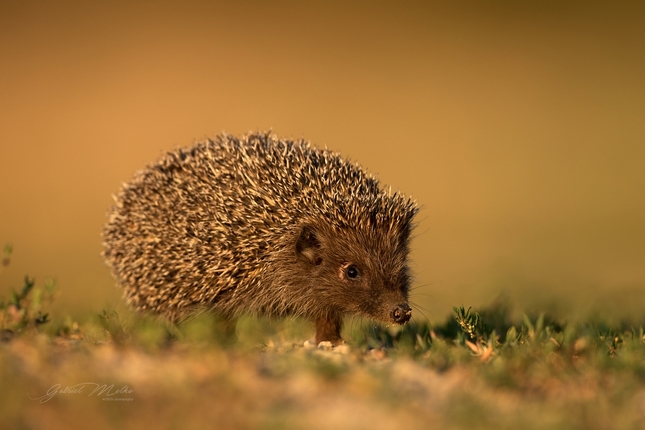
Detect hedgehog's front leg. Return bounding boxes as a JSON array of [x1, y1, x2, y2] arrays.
[[219, 315, 238, 345], [315, 313, 343, 346]]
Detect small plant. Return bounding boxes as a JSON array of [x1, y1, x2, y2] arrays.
[[0, 244, 56, 334], [453, 306, 487, 340], [0, 244, 12, 275]]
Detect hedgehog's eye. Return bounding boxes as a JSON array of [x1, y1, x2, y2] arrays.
[[345, 265, 360, 280]]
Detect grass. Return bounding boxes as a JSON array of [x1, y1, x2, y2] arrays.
[[1, 246, 644, 430]]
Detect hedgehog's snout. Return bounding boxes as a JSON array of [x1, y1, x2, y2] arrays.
[[390, 303, 412, 325]]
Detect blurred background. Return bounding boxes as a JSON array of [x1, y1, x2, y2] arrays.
[[1, 0, 643, 323]]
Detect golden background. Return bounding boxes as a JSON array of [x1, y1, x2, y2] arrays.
[[1, 1, 643, 322]]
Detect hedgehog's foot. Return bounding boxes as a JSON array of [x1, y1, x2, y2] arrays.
[[315, 314, 343, 346], [217, 316, 238, 346]]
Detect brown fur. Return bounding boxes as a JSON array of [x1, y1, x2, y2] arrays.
[[102, 132, 418, 345]]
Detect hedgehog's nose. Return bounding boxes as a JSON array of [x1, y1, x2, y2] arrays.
[[390, 303, 412, 325]]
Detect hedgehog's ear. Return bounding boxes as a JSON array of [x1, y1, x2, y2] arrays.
[[295, 225, 323, 266]]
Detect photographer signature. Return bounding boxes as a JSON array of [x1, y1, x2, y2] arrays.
[[30, 383, 134, 403]]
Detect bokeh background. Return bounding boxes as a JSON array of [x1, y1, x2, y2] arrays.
[[1, 0, 644, 323]]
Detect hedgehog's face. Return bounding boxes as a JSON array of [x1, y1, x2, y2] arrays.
[[295, 223, 413, 325]]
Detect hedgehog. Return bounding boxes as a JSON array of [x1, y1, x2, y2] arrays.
[[102, 131, 418, 345]]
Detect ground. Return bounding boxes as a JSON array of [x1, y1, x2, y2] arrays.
[[2, 289, 645, 430]]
